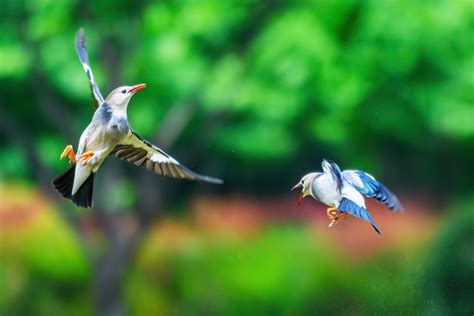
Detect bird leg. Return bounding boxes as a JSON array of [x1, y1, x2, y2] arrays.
[[327, 207, 349, 227], [60, 145, 77, 164], [79, 151, 95, 166], [327, 207, 338, 227]]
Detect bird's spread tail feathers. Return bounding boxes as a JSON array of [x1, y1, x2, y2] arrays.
[[71, 173, 94, 208], [52, 164, 76, 199], [52, 165, 94, 208]]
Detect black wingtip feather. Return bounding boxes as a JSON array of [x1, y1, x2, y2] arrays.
[[372, 224, 382, 235], [378, 183, 404, 212], [52, 165, 76, 199], [176, 163, 223, 184], [71, 173, 94, 208], [338, 198, 382, 235], [197, 175, 224, 184]]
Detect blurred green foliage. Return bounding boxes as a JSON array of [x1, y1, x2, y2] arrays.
[[419, 197, 474, 315], [1, 1, 473, 315], [2, 194, 472, 315], [125, 226, 430, 315], [1, 0, 473, 196], [0, 186, 90, 315]]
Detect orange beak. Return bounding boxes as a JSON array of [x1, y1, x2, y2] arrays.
[[129, 83, 147, 94], [291, 183, 304, 206]]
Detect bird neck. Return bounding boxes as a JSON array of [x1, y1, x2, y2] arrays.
[[109, 103, 129, 118]]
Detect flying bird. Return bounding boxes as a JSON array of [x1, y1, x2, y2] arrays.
[[52, 28, 222, 208], [292, 160, 402, 234]]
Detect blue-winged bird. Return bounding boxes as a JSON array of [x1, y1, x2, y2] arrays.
[[292, 160, 402, 234], [52, 29, 222, 208]]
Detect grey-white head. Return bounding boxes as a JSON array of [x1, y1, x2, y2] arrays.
[[291, 172, 320, 205], [105, 83, 146, 108]]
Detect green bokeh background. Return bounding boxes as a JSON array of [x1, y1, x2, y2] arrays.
[[0, 1, 473, 315]]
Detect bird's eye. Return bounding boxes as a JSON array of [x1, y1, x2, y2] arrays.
[[121, 89, 127, 94], [301, 180, 304, 185]]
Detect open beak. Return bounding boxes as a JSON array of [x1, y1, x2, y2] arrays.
[[129, 83, 147, 94], [291, 183, 304, 206]]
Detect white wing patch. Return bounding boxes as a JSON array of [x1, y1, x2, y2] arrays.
[[341, 170, 364, 188], [341, 183, 366, 208]]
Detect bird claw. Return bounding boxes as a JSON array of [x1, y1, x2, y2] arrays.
[[327, 207, 348, 228], [60, 145, 77, 164], [79, 151, 95, 166]]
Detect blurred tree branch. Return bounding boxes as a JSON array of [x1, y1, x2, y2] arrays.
[[156, 100, 197, 148]]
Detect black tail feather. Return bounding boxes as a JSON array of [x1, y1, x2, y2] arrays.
[[72, 173, 94, 208], [52, 165, 76, 199], [52, 165, 95, 208]]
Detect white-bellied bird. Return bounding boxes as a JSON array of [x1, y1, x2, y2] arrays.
[[52, 28, 222, 208], [292, 160, 402, 234]]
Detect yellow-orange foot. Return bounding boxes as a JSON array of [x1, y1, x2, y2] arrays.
[[327, 207, 349, 228], [60, 145, 77, 164], [327, 207, 337, 227], [79, 151, 95, 166]]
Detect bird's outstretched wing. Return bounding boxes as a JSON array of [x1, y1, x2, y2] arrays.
[[338, 197, 381, 234], [321, 159, 343, 191], [75, 28, 105, 109], [342, 170, 403, 211], [111, 130, 223, 184]]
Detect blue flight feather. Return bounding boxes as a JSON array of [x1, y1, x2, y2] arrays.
[[338, 198, 381, 235], [343, 170, 403, 212], [329, 161, 343, 181]]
